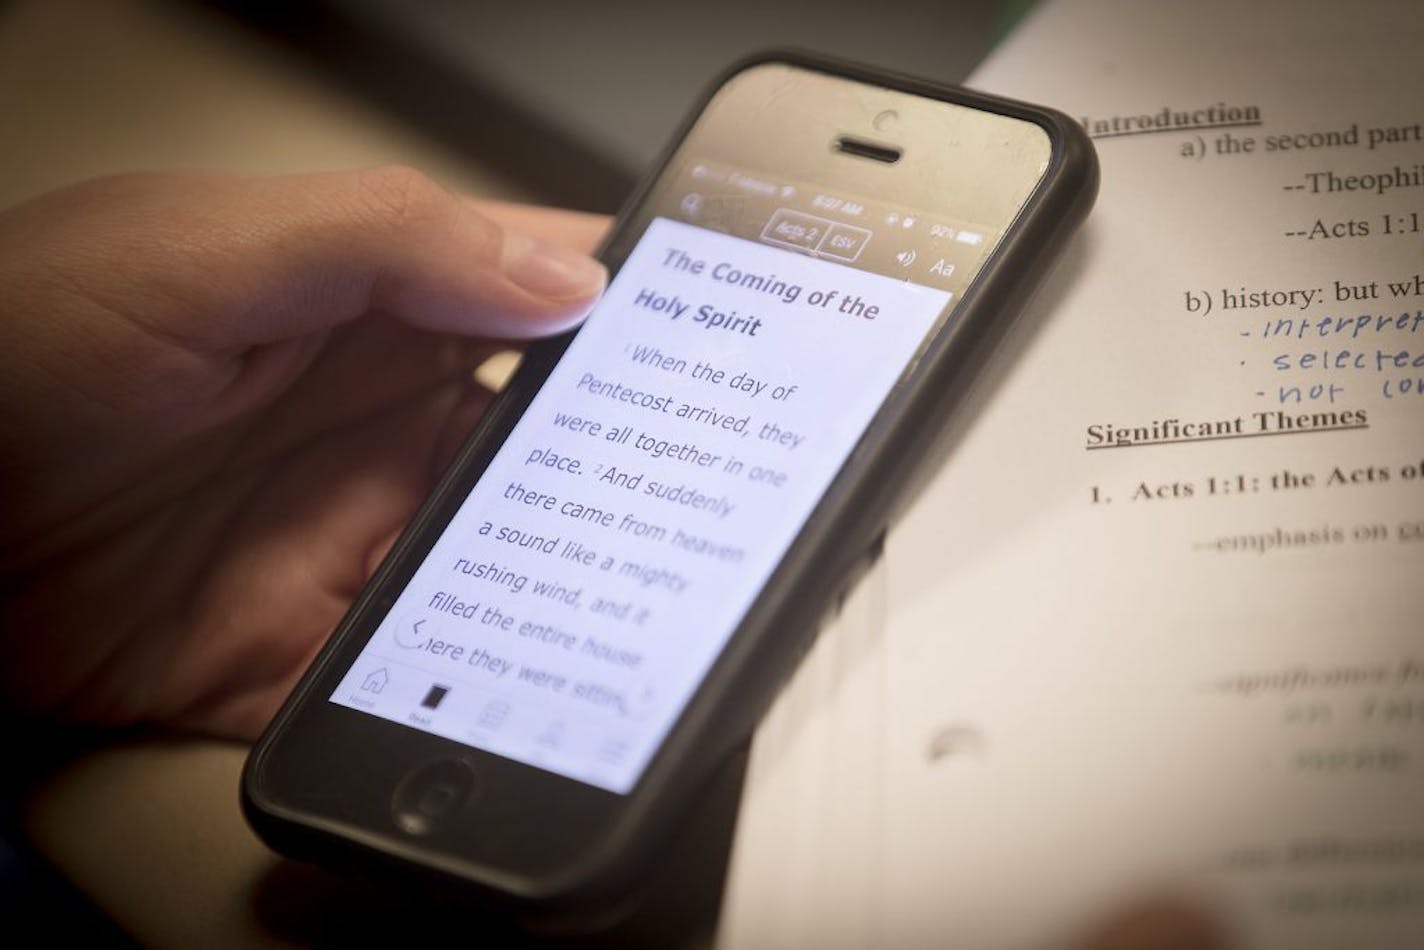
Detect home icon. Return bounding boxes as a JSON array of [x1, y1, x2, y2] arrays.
[[361, 668, 390, 694]]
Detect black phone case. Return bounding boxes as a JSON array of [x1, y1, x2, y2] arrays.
[[243, 48, 1099, 925]]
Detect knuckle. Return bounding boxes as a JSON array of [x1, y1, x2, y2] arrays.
[[353, 164, 454, 233], [350, 165, 502, 263]]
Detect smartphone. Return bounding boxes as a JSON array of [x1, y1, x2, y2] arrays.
[[243, 51, 1097, 920]]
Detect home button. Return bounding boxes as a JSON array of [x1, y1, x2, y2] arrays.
[[392, 757, 476, 836]]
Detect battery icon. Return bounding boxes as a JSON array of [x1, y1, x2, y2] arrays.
[[955, 230, 984, 246]]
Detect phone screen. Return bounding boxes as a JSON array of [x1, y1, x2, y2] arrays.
[[329, 151, 1035, 793]]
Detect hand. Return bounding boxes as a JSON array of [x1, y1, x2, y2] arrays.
[[0, 167, 608, 740]]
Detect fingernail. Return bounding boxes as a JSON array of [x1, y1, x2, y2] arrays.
[[501, 231, 606, 301]]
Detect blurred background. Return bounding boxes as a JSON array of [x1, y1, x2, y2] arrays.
[[0, 0, 1015, 944], [0, 0, 1022, 211]]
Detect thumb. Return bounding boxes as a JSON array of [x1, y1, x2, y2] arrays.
[[41, 166, 609, 352], [213, 165, 608, 345]]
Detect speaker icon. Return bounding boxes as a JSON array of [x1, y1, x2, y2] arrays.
[[895, 249, 917, 267]]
